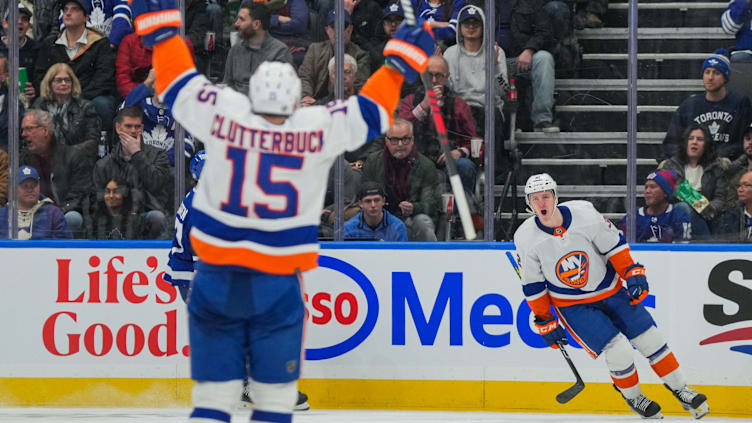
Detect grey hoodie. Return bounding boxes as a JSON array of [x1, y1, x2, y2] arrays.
[[443, 5, 508, 114]]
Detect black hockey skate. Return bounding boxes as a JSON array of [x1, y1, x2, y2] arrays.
[[613, 384, 663, 419], [240, 389, 310, 411], [665, 384, 709, 419]]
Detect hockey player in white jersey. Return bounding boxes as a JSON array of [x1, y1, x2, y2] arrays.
[[513, 173, 710, 419], [128, 0, 435, 421]]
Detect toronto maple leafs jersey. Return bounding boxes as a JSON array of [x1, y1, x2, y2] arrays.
[[662, 91, 752, 159], [164, 188, 197, 287], [617, 204, 692, 243], [57, 0, 132, 45], [722, 0, 752, 53], [415, 0, 464, 41], [513, 201, 632, 317], [123, 83, 194, 166]]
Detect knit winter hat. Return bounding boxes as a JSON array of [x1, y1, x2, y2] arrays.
[[646, 170, 678, 197], [702, 48, 730, 81]]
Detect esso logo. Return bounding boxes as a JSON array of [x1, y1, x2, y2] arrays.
[[304, 256, 379, 360], [555, 251, 589, 288]]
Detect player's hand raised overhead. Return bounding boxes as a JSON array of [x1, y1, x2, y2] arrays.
[[624, 263, 649, 305], [383, 21, 435, 83], [534, 315, 568, 349], [129, 0, 182, 47]]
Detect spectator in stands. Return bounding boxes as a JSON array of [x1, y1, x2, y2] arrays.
[[33, 0, 117, 130], [299, 9, 370, 107], [0, 148, 7, 207], [115, 33, 195, 98], [20, 109, 91, 235], [399, 54, 477, 194], [184, 0, 210, 73], [268, 0, 309, 66], [223, 1, 292, 95], [713, 170, 752, 241], [362, 119, 440, 241], [33, 63, 101, 162], [659, 123, 732, 239], [0, 4, 38, 100], [508, 0, 559, 133], [314, 55, 383, 167], [724, 123, 752, 207], [49, 0, 133, 47], [344, 0, 382, 53], [368, 1, 422, 97], [93, 106, 170, 239], [122, 69, 194, 166], [618, 170, 692, 242], [319, 157, 362, 239], [0, 53, 25, 151], [663, 49, 752, 160], [721, 0, 752, 62], [573, 0, 607, 30], [344, 181, 407, 241], [313, 54, 356, 105], [0, 165, 72, 239], [88, 177, 150, 239], [417, 0, 464, 47]]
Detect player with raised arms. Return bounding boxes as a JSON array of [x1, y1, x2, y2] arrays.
[[127, 0, 435, 421], [513, 173, 710, 420]]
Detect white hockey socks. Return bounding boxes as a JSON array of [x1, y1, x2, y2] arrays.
[[603, 333, 642, 399], [631, 326, 687, 391], [248, 379, 297, 423], [190, 379, 244, 422]]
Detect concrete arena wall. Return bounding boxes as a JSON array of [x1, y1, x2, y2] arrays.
[[0, 241, 750, 417]]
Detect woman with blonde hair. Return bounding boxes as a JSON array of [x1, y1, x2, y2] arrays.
[[33, 63, 101, 161]]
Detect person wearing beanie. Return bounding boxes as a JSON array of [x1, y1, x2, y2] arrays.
[[618, 169, 692, 242], [662, 48, 752, 160]]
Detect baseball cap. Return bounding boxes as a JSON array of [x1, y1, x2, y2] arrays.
[[18, 165, 39, 184], [326, 9, 351, 26], [646, 170, 677, 197], [357, 182, 386, 201], [702, 48, 730, 81], [59, 0, 92, 15], [383, 1, 404, 19], [459, 6, 482, 24], [4, 3, 33, 20]]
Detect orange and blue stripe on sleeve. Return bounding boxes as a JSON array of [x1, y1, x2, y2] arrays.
[[523, 281, 553, 319], [359, 65, 404, 122], [152, 35, 200, 108], [607, 246, 636, 279]]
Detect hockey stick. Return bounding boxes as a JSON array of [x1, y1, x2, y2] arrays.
[[504, 251, 585, 404], [398, 0, 476, 241]]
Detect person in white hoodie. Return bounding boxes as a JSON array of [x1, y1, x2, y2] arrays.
[[443, 4, 507, 141]]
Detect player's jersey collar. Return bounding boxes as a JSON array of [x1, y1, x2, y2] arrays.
[[535, 205, 572, 237]]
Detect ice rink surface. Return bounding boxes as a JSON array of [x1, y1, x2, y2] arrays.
[[0, 409, 745, 422]]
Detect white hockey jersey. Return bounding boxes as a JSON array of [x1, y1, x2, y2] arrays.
[[151, 37, 401, 275], [513, 200, 637, 318]]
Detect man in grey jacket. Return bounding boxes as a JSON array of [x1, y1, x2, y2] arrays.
[[444, 5, 508, 139], [223, 1, 293, 94]]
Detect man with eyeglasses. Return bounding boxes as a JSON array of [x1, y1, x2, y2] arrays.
[[299, 9, 370, 107], [19, 109, 91, 236], [714, 170, 752, 241], [399, 54, 478, 195], [362, 119, 440, 241]]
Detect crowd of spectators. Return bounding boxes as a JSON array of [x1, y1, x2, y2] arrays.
[[2, 0, 752, 243]]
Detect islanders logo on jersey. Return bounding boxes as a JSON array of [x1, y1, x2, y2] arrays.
[[555, 251, 590, 288]]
